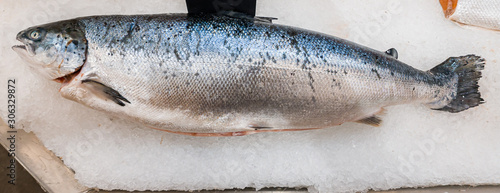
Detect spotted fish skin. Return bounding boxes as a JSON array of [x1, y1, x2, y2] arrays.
[[13, 14, 484, 135]]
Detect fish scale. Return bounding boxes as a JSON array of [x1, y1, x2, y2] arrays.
[[13, 13, 485, 135]]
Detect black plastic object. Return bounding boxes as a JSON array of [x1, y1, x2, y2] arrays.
[[186, 0, 257, 17]]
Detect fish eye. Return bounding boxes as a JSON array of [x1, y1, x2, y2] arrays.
[[29, 30, 41, 40]]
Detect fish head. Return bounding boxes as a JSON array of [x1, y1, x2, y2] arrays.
[[12, 20, 87, 81]]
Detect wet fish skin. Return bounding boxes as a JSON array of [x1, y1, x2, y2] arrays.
[[13, 14, 484, 135]]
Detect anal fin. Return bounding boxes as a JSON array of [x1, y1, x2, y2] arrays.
[[81, 79, 130, 106], [355, 116, 382, 127]]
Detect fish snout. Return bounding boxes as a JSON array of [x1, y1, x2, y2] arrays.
[[16, 30, 24, 41], [12, 29, 37, 56], [13, 30, 28, 51]]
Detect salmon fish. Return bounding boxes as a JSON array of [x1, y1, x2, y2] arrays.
[[12, 14, 485, 136]]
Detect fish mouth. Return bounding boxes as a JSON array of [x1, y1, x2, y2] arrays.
[[12, 43, 37, 64], [12, 43, 35, 57], [12, 44, 30, 55], [13, 33, 28, 51], [12, 45, 26, 50]]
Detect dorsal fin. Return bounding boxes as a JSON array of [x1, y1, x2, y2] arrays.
[[186, 0, 256, 17], [186, 0, 276, 23], [385, 48, 398, 59], [355, 116, 382, 127]]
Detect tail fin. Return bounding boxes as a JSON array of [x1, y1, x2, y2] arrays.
[[429, 55, 485, 113]]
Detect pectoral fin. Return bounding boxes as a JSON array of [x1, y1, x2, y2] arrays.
[[81, 79, 130, 106], [355, 116, 382, 127]]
